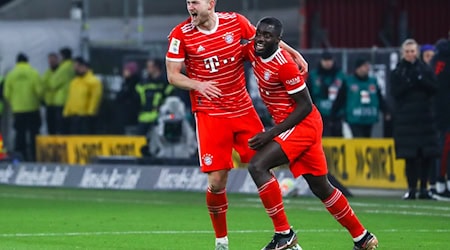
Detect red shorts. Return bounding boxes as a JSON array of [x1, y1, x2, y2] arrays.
[[274, 107, 328, 178], [195, 109, 264, 172]]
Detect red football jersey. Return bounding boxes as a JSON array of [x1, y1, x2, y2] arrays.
[[166, 12, 256, 117], [245, 43, 307, 124]]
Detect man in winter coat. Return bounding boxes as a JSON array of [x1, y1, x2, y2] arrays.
[[63, 57, 102, 134], [4, 53, 43, 161], [391, 39, 440, 200]]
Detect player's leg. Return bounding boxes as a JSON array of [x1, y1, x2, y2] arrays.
[[207, 169, 230, 248], [300, 135, 378, 250], [248, 142, 300, 250], [233, 111, 299, 250], [195, 112, 234, 249], [303, 174, 377, 249]]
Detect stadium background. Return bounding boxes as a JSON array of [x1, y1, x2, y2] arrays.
[[1, 0, 449, 190], [0, 1, 450, 248]]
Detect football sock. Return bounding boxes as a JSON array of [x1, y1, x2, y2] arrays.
[[206, 187, 228, 238], [258, 177, 291, 232], [353, 230, 368, 243], [322, 188, 366, 239], [215, 236, 228, 245]]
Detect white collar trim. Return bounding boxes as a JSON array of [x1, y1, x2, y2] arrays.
[[196, 13, 219, 35], [261, 48, 281, 63]]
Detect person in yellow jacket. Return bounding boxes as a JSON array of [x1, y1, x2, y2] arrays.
[[4, 53, 43, 161], [47, 47, 75, 134], [63, 57, 102, 134], [41, 52, 60, 134]]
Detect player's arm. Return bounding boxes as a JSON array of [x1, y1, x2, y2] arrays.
[[166, 59, 221, 100], [279, 41, 308, 74], [249, 88, 312, 150], [270, 88, 312, 136]]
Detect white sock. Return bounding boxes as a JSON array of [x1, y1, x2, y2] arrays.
[[437, 182, 446, 193], [353, 230, 367, 242], [447, 180, 450, 190], [216, 236, 228, 245]]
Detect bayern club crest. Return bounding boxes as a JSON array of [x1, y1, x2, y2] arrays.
[[224, 32, 234, 44], [202, 153, 213, 166], [264, 71, 271, 80]]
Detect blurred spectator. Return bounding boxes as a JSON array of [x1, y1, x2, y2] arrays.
[[0, 74, 4, 132], [331, 58, 389, 137], [4, 53, 43, 161], [307, 51, 346, 136], [431, 34, 450, 198], [41, 52, 60, 134], [63, 57, 102, 134], [135, 58, 174, 136], [390, 39, 439, 200], [48, 47, 75, 134], [113, 61, 140, 134], [420, 44, 435, 65]]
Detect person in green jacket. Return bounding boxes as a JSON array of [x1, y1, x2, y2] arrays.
[[4, 53, 43, 161], [330, 58, 389, 138], [41, 52, 60, 134], [307, 51, 346, 137], [135, 58, 174, 136], [47, 47, 75, 134]]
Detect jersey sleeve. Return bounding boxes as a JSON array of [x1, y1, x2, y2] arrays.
[[166, 26, 186, 62], [241, 41, 253, 61], [236, 13, 256, 40], [278, 62, 306, 95]]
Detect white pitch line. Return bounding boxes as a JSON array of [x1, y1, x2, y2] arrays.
[[1, 228, 450, 238]]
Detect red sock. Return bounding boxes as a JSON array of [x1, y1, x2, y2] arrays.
[[258, 177, 290, 232], [323, 188, 365, 238], [206, 187, 228, 238]]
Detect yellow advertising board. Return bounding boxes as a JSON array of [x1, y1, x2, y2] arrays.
[[323, 138, 406, 189], [36, 136, 147, 165]]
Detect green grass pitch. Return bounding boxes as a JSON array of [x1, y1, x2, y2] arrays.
[[0, 185, 449, 249]]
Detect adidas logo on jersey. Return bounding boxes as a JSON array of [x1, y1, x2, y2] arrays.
[[197, 45, 205, 52]]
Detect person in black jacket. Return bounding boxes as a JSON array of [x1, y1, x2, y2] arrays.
[[431, 35, 450, 198], [114, 61, 141, 134], [390, 38, 440, 200]]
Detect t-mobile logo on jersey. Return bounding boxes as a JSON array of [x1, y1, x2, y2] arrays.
[[204, 56, 220, 73], [204, 55, 237, 73]]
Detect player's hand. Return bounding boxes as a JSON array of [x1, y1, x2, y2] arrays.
[[293, 53, 308, 75], [195, 81, 221, 100], [248, 131, 275, 150]]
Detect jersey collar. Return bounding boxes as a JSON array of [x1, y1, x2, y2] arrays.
[[260, 47, 282, 63], [196, 13, 219, 35]]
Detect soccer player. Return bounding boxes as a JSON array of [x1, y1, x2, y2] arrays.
[[165, 1, 307, 249], [244, 17, 379, 250]]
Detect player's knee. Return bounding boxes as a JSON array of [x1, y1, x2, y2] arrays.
[[207, 174, 227, 192], [247, 161, 264, 177]]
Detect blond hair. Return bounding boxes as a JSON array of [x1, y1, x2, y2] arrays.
[[401, 38, 419, 58]]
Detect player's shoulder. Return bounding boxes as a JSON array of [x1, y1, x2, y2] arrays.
[[217, 12, 238, 20], [276, 49, 297, 66], [168, 18, 195, 37]]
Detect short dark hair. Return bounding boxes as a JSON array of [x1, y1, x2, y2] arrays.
[[48, 52, 58, 58], [257, 16, 283, 38], [17, 53, 28, 63], [60, 47, 72, 60], [149, 58, 164, 71], [74, 56, 90, 68]]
